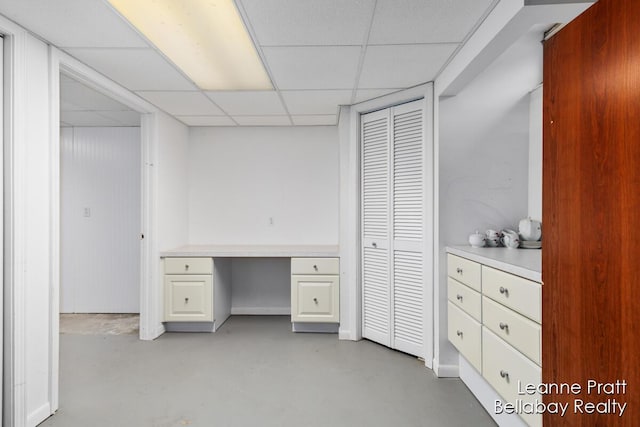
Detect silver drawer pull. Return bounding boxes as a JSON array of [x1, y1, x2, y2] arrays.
[[499, 286, 508, 295], [313, 265, 318, 271], [499, 322, 508, 331], [456, 268, 463, 274], [456, 294, 463, 301], [184, 297, 189, 304], [500, 370, 509, 379], [313, 298, 318, 304], [185, 264, 189, 271], [456, 330, 463, 337]]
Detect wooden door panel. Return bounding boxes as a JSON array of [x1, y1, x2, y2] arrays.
[[543, 0, 640, 425]]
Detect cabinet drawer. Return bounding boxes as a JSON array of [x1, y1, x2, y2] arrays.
[[482, 266, 541, 323], [447, 254, 481, 292], [164, 275, 213, 322], [291, 257, 339, 275], [448, 302, 482, 372], [483, 297, 541, 365], [291, 275, 339, 323], [164, 257, 213, 275], [482, 327, 541, 427], [447, 277, 481, 322]]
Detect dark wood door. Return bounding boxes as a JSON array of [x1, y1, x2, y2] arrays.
[[543, 0, 639, 425]]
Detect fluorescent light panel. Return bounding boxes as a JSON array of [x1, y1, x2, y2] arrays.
[[108, 0, 272, 90]]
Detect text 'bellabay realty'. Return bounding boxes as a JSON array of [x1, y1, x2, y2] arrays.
[[495, 379, 628, 417]]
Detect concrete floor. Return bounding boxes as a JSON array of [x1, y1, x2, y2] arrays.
[[40, 316, 496, 427], [60, 313, 139, 335]]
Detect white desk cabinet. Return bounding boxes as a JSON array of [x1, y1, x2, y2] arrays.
[[291, 257, 340, 325], [162, 257, 231, 332]]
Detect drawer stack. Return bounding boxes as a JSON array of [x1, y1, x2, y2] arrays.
[[447, 254, 542, 427], [447, 254, 482, 372], [164, 257, 213, 322], [291, 257, 340, 323]]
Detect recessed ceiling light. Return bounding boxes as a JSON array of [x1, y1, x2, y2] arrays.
[[107, 0, 272, 90]]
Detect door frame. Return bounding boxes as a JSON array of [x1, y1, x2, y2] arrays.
[[47, 47, 159, 413], [341, 82, 434, 368]]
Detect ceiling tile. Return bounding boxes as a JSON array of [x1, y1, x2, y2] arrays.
[[240, 0, 375, 46], [65, 48, 197, 91], [281, 90, 352, 115], [60, 75, 131, 111], [0, 0, 148, 48], [263, 46, 361, 90], [232, 116, 292, 126], [354, 88, 401, 104], [205, 91, 286, 116], [177, 116, 237, 126], [291, 115, 337, 126], [60, 111, 120, 127], [368, 0, 495, 44], [136, 91, 225, 116], [358, 44, 458, 89]]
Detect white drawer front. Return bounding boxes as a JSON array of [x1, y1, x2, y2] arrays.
[[447, 277, 481, 322], [164, 257, 213, 275], [447, 254, 481, 292], [164, 275, 213, 322], [291, 257, 339, 275], [448, 302, 482, 372], [291, 275, 340, 323], [482, 327, 542, 427], [483, 297, 541, 365], [482, 266, 541, 323]]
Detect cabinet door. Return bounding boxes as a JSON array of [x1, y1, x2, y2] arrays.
[[164, 275, 213, 322], [291, 275, 339, 323]]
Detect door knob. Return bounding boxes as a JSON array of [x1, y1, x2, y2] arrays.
[[185, 297, 189, 304], [313, 298, 318, 304]]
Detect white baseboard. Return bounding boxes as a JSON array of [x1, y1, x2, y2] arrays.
[[28, 402, 52, 426], [432, 358, 460, 378], [164, 322, 215, 332], [292, 322, 339, 333], [338, 329, 353, 340], [231, 307, 291, 315]]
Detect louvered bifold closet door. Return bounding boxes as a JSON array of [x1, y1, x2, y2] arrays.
[[361, 109, 391, 347], [391, 101, 424, 357]]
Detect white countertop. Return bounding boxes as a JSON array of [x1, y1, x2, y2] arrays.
[[446, 245, 541, 283], [160, 244, 340, 258]]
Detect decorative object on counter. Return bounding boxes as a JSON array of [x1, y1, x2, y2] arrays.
[[485, 229, 502, 247], [468, 230, 486, 248], [518, 217, 542, 249], [502, 229, 520, 249], [520, 240, 542, 249], [518, 217, 542, 241]]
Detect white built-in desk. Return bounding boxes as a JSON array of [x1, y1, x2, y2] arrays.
[[160, 245, 340, 333], [160, 244, 339, 258]]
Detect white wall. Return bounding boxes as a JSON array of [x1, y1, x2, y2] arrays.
[[145, 111, 190, 338], [528, 85, 543, 221], [155, 112, 190, 252], [60, 127, 141, 313], [4, 29, 54, 426], [188, 126, 339, 245]]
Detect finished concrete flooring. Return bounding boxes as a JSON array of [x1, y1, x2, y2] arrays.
[[40, 315, 496, 427]]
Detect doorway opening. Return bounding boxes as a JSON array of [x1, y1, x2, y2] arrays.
[[58, 72, 142, 333]]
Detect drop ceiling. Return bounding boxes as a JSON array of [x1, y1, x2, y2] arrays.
[[0, 0, 497, 127]]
